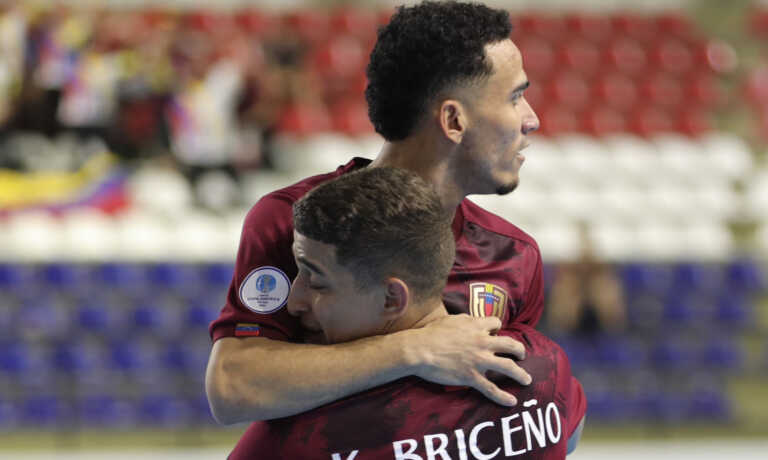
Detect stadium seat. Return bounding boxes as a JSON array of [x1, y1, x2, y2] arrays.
[[650, 339, 696, 371], [687, 388, 731, 421], [22, 395, 71, 427], [0, 264, 33, 291], [516, 37, 556, 80], [138, 394, 192, 427], [611, 14, 657, 42], [699, 338, 744, 371], [92, 263, 148, 292], [201, 262, 234, 288], [725, 258, 766, 293], [620, 263, 673, 297], [108, 341, 156, 374], [557, 40, 601, 76], [38, 262, 87, 291], [50, 341, 103, 374], [713, 296, 752, 331], [77, 395, 137, 428], [17, 298, 71, 339], [564, 13, 613, 43], [0, 400, 19, 429], [648, 39, 695, 74], [670, 263, 724, 298], [604, 38, 647, 74], [640, 73, 684, 108]]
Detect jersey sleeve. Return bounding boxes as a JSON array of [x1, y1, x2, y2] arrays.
[[514, 241, 545, 328], [209, 192, 302, 343]]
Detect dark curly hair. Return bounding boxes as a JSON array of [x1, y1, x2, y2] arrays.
[[293, 167, 455, 302], [365, 1, 512, 141]]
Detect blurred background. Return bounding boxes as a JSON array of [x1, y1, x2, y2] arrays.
[[0, 0, 766, 458]]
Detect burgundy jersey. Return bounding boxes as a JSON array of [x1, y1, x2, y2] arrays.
[[229, 325, 586, 460], [209, 158, 545, 342]]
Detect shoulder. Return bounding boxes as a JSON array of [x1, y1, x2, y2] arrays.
[[460, 197, 541, 253], [244, 158, 369, 228]]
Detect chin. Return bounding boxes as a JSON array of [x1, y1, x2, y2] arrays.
[[495, 180, 519, 196]]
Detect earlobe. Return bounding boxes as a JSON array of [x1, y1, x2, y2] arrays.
[[383, 278, 409, 319], [439, 100, 465, 144]]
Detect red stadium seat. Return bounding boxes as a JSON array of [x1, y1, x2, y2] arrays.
[[628, 107, 675, 136], [539, 107, 580, 136], [329, 8, 379, 40], [677, 109, 713, 136], [593, 73, 638, 112], [557, 39, 601, 76], [611, 14, 657, 41], [277, 104, 332, 136], [547, 73, 590, 110], [329, 102, 373, 136], [515, 14, 568, 42], [583, 107, 627, 136], [649, 39, 695, 75], [640, 73, 684, 109], [748, 6, 768, 37], [686, 74, 723, 109], [234, 9, 279, 37], [517, 37, 556, 81], [744, 65, 768, 107], [282, 10, 331, 44], [564, 13, 613, 43], [311, 35, 366, 79], [604, 38, 647, 74], [655, 13, 696, 40]]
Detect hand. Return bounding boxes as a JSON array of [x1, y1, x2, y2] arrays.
[[405, 314, 532, 406]]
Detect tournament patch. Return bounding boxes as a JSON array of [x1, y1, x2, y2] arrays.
[[235, 323, 262, 337], [469, 282, 508, 320], [239, 266, 291, 314]]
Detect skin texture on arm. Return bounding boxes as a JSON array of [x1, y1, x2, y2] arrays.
[[206, 314, 529, 424]]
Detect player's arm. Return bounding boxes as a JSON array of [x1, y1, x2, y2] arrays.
[[206, 314, 531, 424]]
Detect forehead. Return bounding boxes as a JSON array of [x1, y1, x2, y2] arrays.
[[292, 231, 337, 270], [483, 39, 526, 88]]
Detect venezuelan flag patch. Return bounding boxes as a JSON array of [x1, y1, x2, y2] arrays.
[[235, 323, 261, 337]]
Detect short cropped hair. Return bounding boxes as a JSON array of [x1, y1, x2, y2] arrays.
[[293, 167, 455, 302], [366, 1, 512, 141]]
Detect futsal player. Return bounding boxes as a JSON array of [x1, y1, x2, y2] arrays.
[[207, 1, 544, 424], [228, 167, 586, 459]]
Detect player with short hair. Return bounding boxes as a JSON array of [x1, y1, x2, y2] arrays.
[[207, 0, 544, 424], [228, 167, 586, 459]]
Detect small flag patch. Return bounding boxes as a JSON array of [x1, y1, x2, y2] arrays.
[[235, 323, 261, 337]]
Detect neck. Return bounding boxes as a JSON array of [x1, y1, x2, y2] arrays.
[[371, 138, 466, 213], [389, 297, 449, 333]]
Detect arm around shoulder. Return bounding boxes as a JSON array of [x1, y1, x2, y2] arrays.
[[205, 333, 417, 424]]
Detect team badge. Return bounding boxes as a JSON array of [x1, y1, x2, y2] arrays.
[[239, 266, 290, 314], [469, 282, 508, 320]]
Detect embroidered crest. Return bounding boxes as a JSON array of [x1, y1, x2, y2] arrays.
[[469, 282, 508, 320]]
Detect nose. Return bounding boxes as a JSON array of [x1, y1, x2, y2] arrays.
[[521, 98, 540, 135], [286, 274, 310, 317]]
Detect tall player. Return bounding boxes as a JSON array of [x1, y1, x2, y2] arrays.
[[229, 167, 586, 459], [207, 1, 543, 424]]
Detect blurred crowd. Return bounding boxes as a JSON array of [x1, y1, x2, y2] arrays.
[[0, 4, 377, 184]]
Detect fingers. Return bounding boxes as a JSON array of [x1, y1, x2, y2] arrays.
[[471, 373, 518, 406], [485, 356, 532, 386], [477, 315, 502, 332], [489, 335, 526, 360]]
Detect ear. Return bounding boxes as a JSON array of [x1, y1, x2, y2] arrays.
[[381, 277, 410, 320], [438, 99, 467, 145]]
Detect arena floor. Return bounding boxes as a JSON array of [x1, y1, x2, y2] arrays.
[[2, 440, 766, 459]]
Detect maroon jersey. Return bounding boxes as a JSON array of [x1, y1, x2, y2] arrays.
[[210, 158, 545, 342], [229, 325, 586, 460]]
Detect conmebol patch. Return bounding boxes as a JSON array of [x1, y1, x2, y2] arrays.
[[239, 266, 290, 314]]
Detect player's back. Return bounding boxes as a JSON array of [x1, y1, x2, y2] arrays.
[[229, 324, 586, 460]]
